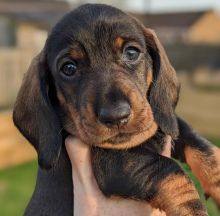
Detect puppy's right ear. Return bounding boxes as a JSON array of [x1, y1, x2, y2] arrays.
[[13, 52, 62, 169]]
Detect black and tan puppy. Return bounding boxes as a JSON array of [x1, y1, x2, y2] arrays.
[[13, 4, 220, 216]]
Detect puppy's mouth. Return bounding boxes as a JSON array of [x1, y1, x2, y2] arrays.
[[97, 121, 158, 149]]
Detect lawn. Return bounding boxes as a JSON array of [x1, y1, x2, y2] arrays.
[[0, 161, 37, 216], [0, 138, 220, 216]]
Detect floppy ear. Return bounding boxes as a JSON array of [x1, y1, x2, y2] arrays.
[[13, 52, 62, 169], [144, 28, 180, 138]]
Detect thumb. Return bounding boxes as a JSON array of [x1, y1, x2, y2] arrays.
[[65, 136, 93, 180], [65, 136, 102, 196], [65, 136, 90, 166]]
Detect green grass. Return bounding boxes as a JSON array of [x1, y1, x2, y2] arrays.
[[0, 138, 220, 216], [0, 161, 37, 216], [209, 137, 220, 148]]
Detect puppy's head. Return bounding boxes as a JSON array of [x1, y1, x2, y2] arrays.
[[13, 4, 179, 169]]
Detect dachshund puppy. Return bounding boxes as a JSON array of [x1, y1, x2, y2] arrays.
[[13, 4, 220, 216]]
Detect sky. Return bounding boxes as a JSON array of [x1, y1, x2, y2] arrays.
[[124, 0, 220, 13], [66, 0, 220, 13]]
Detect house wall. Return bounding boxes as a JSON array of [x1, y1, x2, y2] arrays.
[[0, 23, 47, 109], [0, 16, 16, 47], [189, 11, 220, 43], [0, 49, 38, 109], [16, 23, 47, 49]]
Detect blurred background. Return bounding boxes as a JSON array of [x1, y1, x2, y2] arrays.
[[0, 0, 219, 215]]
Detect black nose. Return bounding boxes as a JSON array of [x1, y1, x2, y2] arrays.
[[98, 101, 131, 127]]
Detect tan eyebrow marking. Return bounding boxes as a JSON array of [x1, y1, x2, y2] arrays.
[[114, 36, 125, 50], [70, 48, 85, 60]]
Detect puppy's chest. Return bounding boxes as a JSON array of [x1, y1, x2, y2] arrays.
[[91, 131, 167, 198]]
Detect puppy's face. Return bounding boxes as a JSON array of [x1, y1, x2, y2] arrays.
[[46, 5, 156, 148], [13, 4, 179, 168]]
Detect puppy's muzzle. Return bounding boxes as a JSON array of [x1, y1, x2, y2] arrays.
[[98, 100, 131, 127]]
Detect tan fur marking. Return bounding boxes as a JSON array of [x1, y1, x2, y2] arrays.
[[151, 174, 202, 215], [57, 92, 66, 105], [70, 49, 85, 60], [100, 121, 158, 149], [114, 37, 124, 50], [146, 69, 153, 87], [185, 146, 220, 206]]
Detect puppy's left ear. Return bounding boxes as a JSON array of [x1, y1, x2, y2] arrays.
[[143, 28, 180, 138]]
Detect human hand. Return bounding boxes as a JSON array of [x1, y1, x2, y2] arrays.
[[65, 137, 168, 216]]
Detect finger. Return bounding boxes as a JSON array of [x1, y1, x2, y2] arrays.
[[65, 136, 103, 197], [65, 136, 92, 178], [150, 209, 167, 216], [161, 135, 172, 157], [65, 136, 90, 165]]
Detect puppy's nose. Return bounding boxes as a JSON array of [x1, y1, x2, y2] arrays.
[[98, 101, 131, 127]]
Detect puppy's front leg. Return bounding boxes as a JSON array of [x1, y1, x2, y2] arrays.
[[92, 147, 208, 216], [173, 117, 220, 208]]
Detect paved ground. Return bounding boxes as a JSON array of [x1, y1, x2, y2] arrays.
[[0, 112, 36, 169]]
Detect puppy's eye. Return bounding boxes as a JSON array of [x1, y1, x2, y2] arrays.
[[61, 62, 77, 77], [123, 46, 140, 61]]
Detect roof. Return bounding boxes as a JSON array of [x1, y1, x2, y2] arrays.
[[132, 10, 207, 28], [0, 0, 70, 29], [0, 1, 211, 30]]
